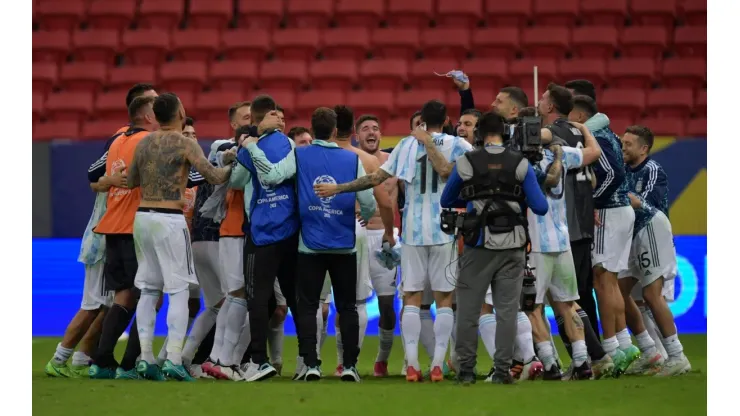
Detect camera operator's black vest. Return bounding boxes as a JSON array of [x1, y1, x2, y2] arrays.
[[546, 118, 595, 242]]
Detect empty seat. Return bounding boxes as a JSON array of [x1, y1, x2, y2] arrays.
[[81, 121, 126, 140], [193, 121, 233, 139], [359, 60, 408, 90], [384, 118, 414, 136], [638, 117, 685, 136], [259, 60, 308, 91], [484, 0, 532, 28], [471, 28, 520, 60], [196, 91, 246, 121], [620, 27, 668, 60], [139, 0, 185, 32], [674, 26, 706, 58], [607, 118, 632, 136], [646, 88, 694, 118], [285, 0, 333, 28], [334, 0, 385, 29], [171, 29, 220, 61], [73, 30, 119, 63], [176, 91, 196, 116], [33, 31, 71, 65], [45, 91, 94, 123], [37, 0, 85, 31], [521, 27, 570, 59], [387, 0, 434, 29], [508, 59, 558, 97], [533, 0, 579, 27], [221, 29, 271, 62], [33, 93, 45, 124], [159, 61, 208, 96], [273, 29, 321, 60], [607, 58, 656, 89], [108, 65, 158, 91], [33, 121, 81, 142], [396, 89, 447, 115], [409, 59, 460, 90], [420, 28, 471, 61], [571, 26, 618, 60], [695, 90, 706, 117], [630, 0, 678, 31], [437, 0, 482, 29], [321, 28, 371, 61], [190, 0, 233, 29], [681, 0, 707, 26], [262, 91, 297, 113], [371, 28, 420, 61], [59, 62, 108, 94], [600, 89, 646, 119], [558, 59, 608, 86], [309, 60, 359, 90], [461, 59, 508, 92], [685, 118, 706, 137], [122, 29, 171, 65], [33, 62, 58, 97], [661, 58, 705, 89], [294, 90, 346, 119], [346, 90, 395, 123], [87, 0, 136, 32], [580, 0, 627, 27], [238, 0, 284, 29], [209, 60, 259, 94], [94, 90, 129, 121]]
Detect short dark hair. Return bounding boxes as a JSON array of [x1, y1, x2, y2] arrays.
[[546, 83, 574, 116], [126, 83, 155, 108], [276, 105, 284, 113], [152, 92, 181, 124], [565, 80, 597, 101], [409, 111, 422, 130], [461, 108, 482, 120], [128, 95, 156, 122], [500, 86, 529, 109], [288, 126, 310, 140], [250, 95, 277, 123], [518, 107, 537, 118], [572, 95, 598, 119], [477, 112, 506, 139], [311, 107, 337, 140], [625, 125, 655, 150], [235, 125, 252, 141], [420, 100, 446, 129], [228, 101, 251, 122], [355, 114, 380, 131], [184, 116, 195, 127], [333, 105, 355, 138]]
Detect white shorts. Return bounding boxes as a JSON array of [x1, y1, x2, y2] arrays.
[[355, 221, 373, 301], [592, 206, 635, 273], [81, 261, 113, 310], [192, 241, 225, 307], [630, 278, 676, 302], [219, 236, 245, 293], [400, 241, 458, 293], [274, 278, 287, 306], [530, 250, 580, 304], [133, 211, 199, 294], [397, 277, 435, 305], [485, 287, 493, 306], [618, 211, 677, 287], [366, 228, 399, 297]]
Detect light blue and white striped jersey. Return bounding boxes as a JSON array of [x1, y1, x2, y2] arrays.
[[381, 133, 472, 246], [529, 147, 584, 253], [78, 190, 108, 264]]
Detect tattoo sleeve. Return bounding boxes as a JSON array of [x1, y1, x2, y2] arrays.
[[336, 169, 392, 193], [571, 313, 585, 331], [544, 152, 563, 188], [127, 144, 142, 189], [188, 140, 232, 185], [424, 141, 454, 179]]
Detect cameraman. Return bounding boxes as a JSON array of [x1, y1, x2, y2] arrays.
[[440, 112, 548, 385]]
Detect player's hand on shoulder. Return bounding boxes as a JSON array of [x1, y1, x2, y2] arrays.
[[222, 147, 238, 164], [411, 123, 432, 145], [240, 135, 260, 148], [258, 110, 281, 134]]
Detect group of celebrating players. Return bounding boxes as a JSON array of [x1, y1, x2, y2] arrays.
[[43, 70, 691, 384]]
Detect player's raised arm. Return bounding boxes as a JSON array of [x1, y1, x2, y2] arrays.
[[186, 138, 233, 185]]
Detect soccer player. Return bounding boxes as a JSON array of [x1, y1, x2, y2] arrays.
[[288, 126, 313, 146], [316, 100, 473, 382], [491, 86, 529, 122], [619, 126, 691, 376]]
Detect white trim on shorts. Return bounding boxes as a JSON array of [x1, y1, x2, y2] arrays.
[[81, 261, 113, 310], [592, 206, 635, 273]]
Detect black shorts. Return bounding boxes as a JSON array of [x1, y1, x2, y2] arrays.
[[104, 234, 138, 292], [571, 238, 593, 293]]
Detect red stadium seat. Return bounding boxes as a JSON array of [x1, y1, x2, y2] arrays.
[[347, 90, 395, 123], [33, 93, 45, 124], [33, 62, 58, 98], [630, 0, 678, 31], [139, 0, 185, 32], [73, 30, 119, 63], [646, 88, 694, 118], [94, 90, 129, 121], [37, 0, 85, 31], [521, 27, 570, 59], [238, 0, 284, 29], [81, 121, 126, 140], [321, 28, 371, 61], [334, 0, 385, 30], [685, 118, 706, 137], [159, 61, 208, 96], [33, 31, 71, 65], [396, 89, 447, 116], [171, 29, 221, 61], [263, 91, 297, 113], [108, 66, 157, 91], [273, 29, 321, 60], [409, 59, 460, 90], [221, 29, 271, 63], [33, 121, 81, 142], [681, 0, 707, 26], [533, 0, 579, 27], [558, 59, 607, 87], [484, 0, 532, 28], [359, 60, 408, 90], [420, 28, 471, 61], [571, 26, 618, 60], [695, 90, 706, 117], [177, 91, 196, 116], [600, 89, 646, 119], [580, 0, 627, 27], [673, 26, 706, 58], [294, 90, 346, 119], [638, 117, 685, 136], [190, 0, 233, 30], [661, 58, 705, 89], [461, 59, 508, 92], [285, 0, 333, 28], [196, 91, 246, 121], [437, 0, 482, 29], [508, 59, 558, 98], [607, 58, 656, 89], [209, 60, 258, 94], [59, 62, 107, 95], [371, 28, 420, 61], [620, 27, 669, 60], [471, 28, 520, 60], [259, 60, 309, 91], [195, 121, 233, 139], [309, 60, 359, 90], [87, 0, 136, 32], [384, 118, 413, 136], [122, 29, 171, 65], [45, 92, 94, 123], [607, 118, 632, 136], [387, 0, 434, 29]]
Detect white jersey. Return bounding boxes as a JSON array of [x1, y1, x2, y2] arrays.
[[78, 191, 108, 265]]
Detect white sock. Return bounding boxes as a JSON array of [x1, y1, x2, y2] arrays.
[[315, 308, 323, 359], [165, 290, 190, 366], [478, 314, 497, 360], [320, 314, 328, 352], [232, 311, 251, 365], [52, 343, 74, 365], [449, 310, 458, 364], [419, 308, 435, 360], [515, 312, 535, 363], [268, 316, 284, 365], [71, 351, 92, 367], [536, 341, 557, 371], [635, 330, 657, 355], [136, 289, 160, 365], [641, 306, 667, 358], [616, 328, 634, 351], [156, 337, 169, 365], [432, 307, 454, 368], [376, 328, 395, 363], [401, 306, 421, 369], [219, 296, 248, 366], [335, 320, 343, 366], [572, 340, 588, 367], [182, 306, 219, 365], [661, 334, 685, 359], [541, 309, 560, 362], [602, 336, 619, 358], [209, 298, 231, 362], [358, 303, 368, 351]]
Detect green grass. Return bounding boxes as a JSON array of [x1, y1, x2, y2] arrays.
[[33, 335, 707, 416]]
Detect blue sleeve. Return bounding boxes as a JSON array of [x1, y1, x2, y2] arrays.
[[187, 168, 206, 188], [522, 164, 548, 215], [237, 147, 255, 173], [440, 165, 467, 208], [640, 165, 669, 210], [87, 135, 117, 183], [592, 135, 626, 204]]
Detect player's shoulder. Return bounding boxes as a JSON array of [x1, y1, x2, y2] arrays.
[[645, 159, 665, 173]]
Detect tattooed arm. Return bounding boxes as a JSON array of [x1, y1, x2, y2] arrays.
[[338, 169, 392, 193], [126, 141, 143, 189], [543, 145, 563, 188], [410, 129, 455, 179], [186, 139, 232, 185]]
